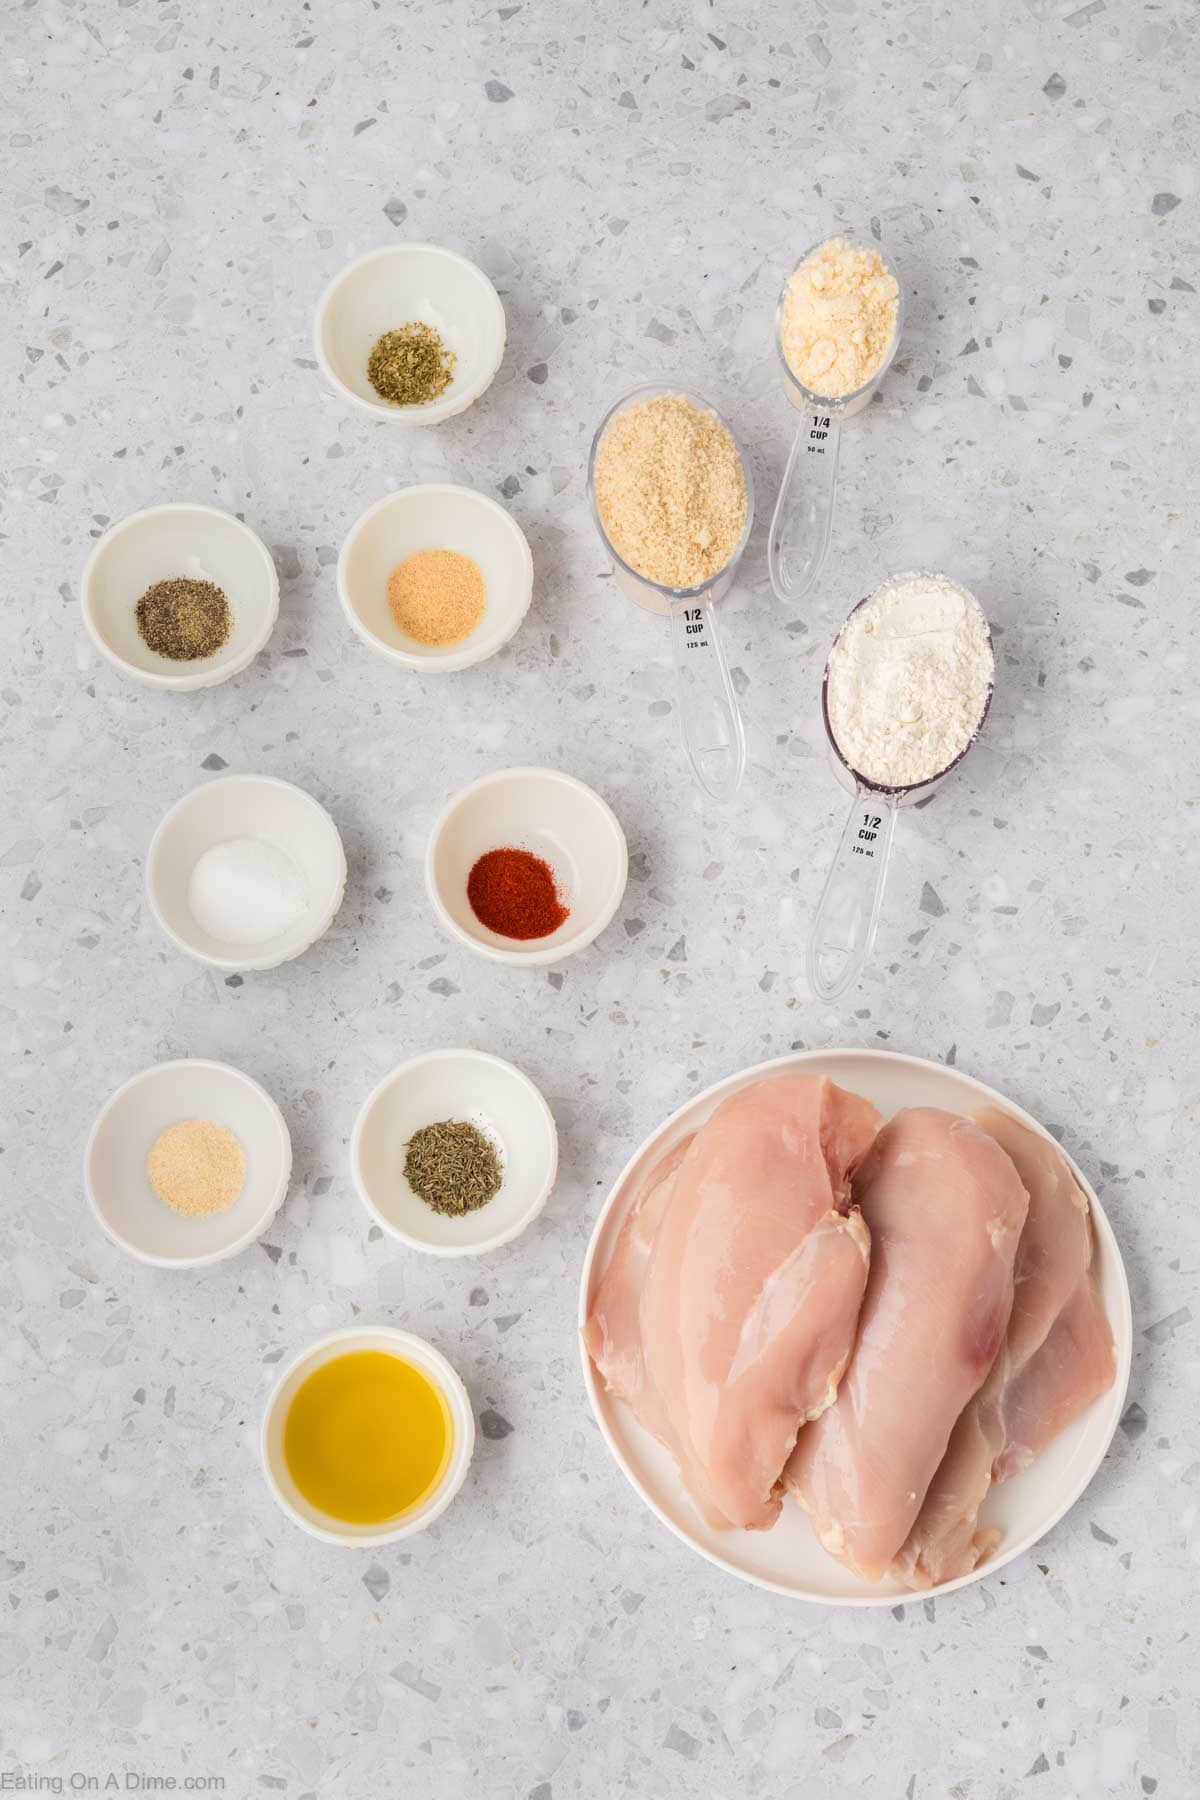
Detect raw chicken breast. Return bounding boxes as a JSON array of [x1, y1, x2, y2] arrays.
[[587, 1075, 878, 1531], [582, 1136, 694, 1469], [783, 1108, 1028, 1583], [980, 1108, 1116, 1483], [892, 1109, 1116, 1589]]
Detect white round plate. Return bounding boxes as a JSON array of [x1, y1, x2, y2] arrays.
[[339, 484, 532, 672], [578, 1048, 1132, 1607]]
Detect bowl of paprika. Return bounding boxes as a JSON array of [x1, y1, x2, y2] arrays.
[[424, 767, 628, 966]]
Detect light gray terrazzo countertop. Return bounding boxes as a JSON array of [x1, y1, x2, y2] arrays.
[[2, 2, 1197, 1795]]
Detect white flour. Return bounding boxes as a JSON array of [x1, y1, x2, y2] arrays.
[[825, 572, 993, 788]]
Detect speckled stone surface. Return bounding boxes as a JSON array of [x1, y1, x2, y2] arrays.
[[2, 3, 1197, 1795]]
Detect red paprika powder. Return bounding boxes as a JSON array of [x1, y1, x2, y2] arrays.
[[467, 847, 570, 940]]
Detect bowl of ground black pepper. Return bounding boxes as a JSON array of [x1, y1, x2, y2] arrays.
[[339, 483, 533, 672], [315, 243, 506, 425], [351, 1050, 558, 1255], [425, 767, 628, 966], [80, 503, 279, 690], [84, 1058, 292, 1267]]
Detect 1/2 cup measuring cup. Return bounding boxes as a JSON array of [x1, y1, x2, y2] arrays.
[[807, 588, 993, 1002], [587, 384, 753, 802], [768, 237, 904, 606]]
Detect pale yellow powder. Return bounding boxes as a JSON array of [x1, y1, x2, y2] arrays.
[[148, 1119, 246, 1219], [594, 392, 748, 590], [781, 238, 899, 399]]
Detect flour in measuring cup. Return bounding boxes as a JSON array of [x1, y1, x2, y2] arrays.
[[825, 572, 993, 788]]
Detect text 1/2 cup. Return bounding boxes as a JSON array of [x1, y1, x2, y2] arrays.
[[587, 384, 753, 804], [807, 582, 993, 1002]]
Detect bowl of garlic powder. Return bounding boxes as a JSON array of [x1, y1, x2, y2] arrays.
[[84, 1059, 292, 1268]]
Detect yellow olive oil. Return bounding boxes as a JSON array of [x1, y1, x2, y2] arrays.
[[283, 1349, 452, 1525]]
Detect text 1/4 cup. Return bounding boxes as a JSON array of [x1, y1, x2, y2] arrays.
[[768, 236, 904, 606]]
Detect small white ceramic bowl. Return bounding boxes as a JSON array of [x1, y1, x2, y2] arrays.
[[84, 1059, 292, 1268], [315, 243, 506, 424], [146, 774, 347, 972], [80, 504, 279, 690], [261, 1326, 476, 1546], [352, 1049, 558, 1255], [339, 485, 533, 672], [425, 767, 628, 966]]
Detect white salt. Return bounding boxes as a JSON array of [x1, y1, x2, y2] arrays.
[[188, 837, 309, 945]]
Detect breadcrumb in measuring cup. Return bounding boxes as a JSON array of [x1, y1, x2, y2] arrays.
[[594, 392, 747, 590]]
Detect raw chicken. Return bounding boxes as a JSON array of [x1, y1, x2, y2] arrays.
[[783, 1108, 1028, 1582], [892, 1109, 1116, 1589], [980, 1108, 1117, 1482], [586, 1075, 879, 1531], [582, 1135, 694, 1469]]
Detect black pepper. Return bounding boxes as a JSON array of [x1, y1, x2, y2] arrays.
[[135, 578, 232, 661]]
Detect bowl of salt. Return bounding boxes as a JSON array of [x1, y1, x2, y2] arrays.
[[146, 774, 347, 971]]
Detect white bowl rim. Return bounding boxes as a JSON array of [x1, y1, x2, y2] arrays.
[[144, 772, 348, 972], [350, 1048, 559, 1256], [259, 1324, 476, 1545], [83, 1056, 292, 1269], [313, 242, 506, 425], [79, 502, 280, 691], [424, 766, 629, 967], [337, 482, 533, 673], [578, 1046, 1134, 1608]]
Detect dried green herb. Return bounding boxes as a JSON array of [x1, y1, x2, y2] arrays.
[[135, 577, 232, 661], [404, 1120, 502, 1216], [367, 322, 456, 406]]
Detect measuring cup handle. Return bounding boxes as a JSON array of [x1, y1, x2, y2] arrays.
[[768, 410, 842, 605], [806, 792, 896, 1001], [668, 596, 747, 801]]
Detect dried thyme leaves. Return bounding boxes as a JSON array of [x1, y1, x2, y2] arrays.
[[367, 322, 456, 406], [136, 577, 232, 661], [404, 1120, 502, 1216]]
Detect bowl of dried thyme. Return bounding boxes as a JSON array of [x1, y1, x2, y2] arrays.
[[314, 243, 506, 425], [351, 1049, 558, 1256], [80, 503, 279, 691]]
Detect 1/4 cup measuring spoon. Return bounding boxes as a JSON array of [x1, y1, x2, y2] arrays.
[[768, 236, 904, 606], [588, 384, 752, 803], [807, 578, 994, 1002]]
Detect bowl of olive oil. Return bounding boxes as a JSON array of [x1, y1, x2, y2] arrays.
[[261, 1327, 475, 1544]]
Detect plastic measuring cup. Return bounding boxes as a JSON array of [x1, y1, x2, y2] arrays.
[[807, 588, 993, 1002], [768, 237, 904, 606], [587, 384, 753, 802]]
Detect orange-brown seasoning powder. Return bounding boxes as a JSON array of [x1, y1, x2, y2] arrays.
[[388, 549, 486, 646]]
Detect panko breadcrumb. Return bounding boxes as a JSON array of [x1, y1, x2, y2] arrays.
[[594, 392, 747, 590]]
